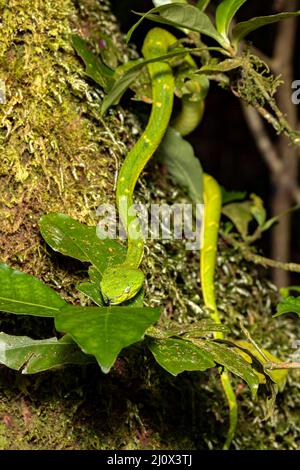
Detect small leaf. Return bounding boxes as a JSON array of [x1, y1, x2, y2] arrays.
[[234, 340, 287, 392], [222, 201, 253, 239], [191, 338, 259, 397], [148, 338, 215, 375], [39, 213, 126, 278], [221, 188, 247, 204], [250, 194, 266, 227], [156, 127, 203, 203], [0, 263, 66, 317], [216, 0, 247, 37], [76, 266, 104, 306], [274, 296, 300, 318], [55, 305, 161, 373], [232, 11, 300, 45], [76, 281, 104, 306], [72, 35, 115, 90], [199, 57, 243, 73], [127, 4, 225, 46], [0, 333, 94, 374]]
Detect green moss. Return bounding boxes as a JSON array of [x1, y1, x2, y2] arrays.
[[0, 0, 131, 282]]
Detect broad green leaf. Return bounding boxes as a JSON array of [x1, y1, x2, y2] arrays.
[[0, 263, 66, 317], [222, 201, 253, 239], [221, 188, 247, 204], [232, 11, 300, 45], [148, 338, 215, 375], [199, 57, 243, 73], [156, 127, 203, 203], [234, 340, 287, 392], [72, 35, 115, 90], [274, 296, 300, 318], [216, 0, 247, 37], [55, 305, 161, 373], [0, 333, 94, 374], [127, 4, 225, 47], [39, 213, 126, 278], [196, 0, 211, 11], [191, 338, 259, 396]]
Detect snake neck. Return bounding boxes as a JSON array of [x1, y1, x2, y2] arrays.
[[116, 28, 177, 269]]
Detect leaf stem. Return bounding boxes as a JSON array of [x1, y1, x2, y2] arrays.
[[221, 231, 300, 274]]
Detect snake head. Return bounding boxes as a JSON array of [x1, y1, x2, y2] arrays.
[[100, 266, 144, 305]]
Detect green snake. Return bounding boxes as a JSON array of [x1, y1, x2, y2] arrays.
[[101, 28, 177, 305]]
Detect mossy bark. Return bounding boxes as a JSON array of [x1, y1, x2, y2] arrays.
[[0, 0, 299, 450]]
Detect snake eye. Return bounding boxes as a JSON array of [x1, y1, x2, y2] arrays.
[[124, 286, 131, 294]]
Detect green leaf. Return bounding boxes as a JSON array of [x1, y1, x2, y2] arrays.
[[199, 57, 243, 73], [191, 339, 259, 397], [147, 320, 230, 339], [72, 35, 115, 90], [156, 127, 203, 203], [39, 213, 126, 278], [148, 338, 215, 375], [127, 4, 225, 47], [0, 263, 66, 317], [55, 305, 161, 373], [216, 0, 247, 37], [232, 11, 300, 45], [222, 201, 253, 239], [221, 188, 247, 204], [274, 296, 300, 318], [234, 340, 287, 392], [76, 265, 107, 306], [250, 194, 266, 227], [76, 281, 104, 306], [0, 333, 94, 374]]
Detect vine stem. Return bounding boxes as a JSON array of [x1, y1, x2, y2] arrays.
[[221, 231, 300, 274]]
